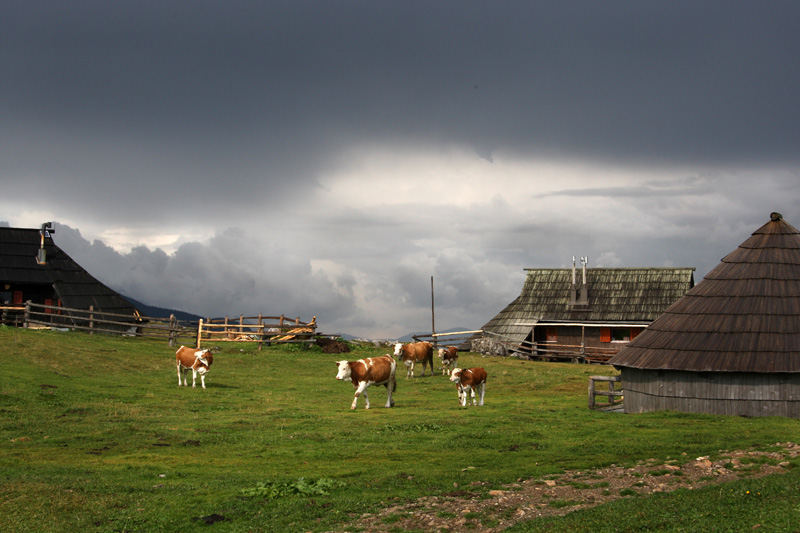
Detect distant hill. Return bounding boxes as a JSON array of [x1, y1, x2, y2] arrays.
[[123, 296, 203, 323]]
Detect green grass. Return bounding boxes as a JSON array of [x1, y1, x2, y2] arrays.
[[2, 326, 799, 532]]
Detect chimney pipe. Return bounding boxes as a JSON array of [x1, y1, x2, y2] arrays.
[[581, 256, 588, 285], [571, 256, 576, 287]]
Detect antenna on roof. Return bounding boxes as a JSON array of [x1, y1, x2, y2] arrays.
[[36, 222, 54, 265]]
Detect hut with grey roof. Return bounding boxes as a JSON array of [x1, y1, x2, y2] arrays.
[[609, 212, 800, 418], [475, 261, 695, 362]]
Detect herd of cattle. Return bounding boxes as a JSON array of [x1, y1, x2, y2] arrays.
[[335, 341, 487, 410], [175, 340, 487, 410]]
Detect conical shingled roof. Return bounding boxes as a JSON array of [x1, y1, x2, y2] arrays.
[[609, 212, 800, 373]]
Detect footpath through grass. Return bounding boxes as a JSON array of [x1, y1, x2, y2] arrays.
[[1, 326, 799, 532]]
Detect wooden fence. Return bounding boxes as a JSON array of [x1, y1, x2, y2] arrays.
[[6, 301, 318, 349], [475, 330, 621, 363], [14, 301, 196, 346], [412, 329, 483, 349], [196, 315, 318, 349]]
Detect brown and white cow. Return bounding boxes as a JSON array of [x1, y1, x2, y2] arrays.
[[393, 341, 434, 377], [449, 367, 487, 406], [437, 346, 459, 375], [335, 354, 397, 410], [176, 346, 213, 389]]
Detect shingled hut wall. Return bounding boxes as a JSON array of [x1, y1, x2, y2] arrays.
[[609, 212, 800, 418]]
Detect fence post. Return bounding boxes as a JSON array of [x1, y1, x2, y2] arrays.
[[257, 313, 263, 351], [24, 300, 31, 328], [168, 314, 177, 347], [88, 305, 94, 335], [196, 319, 203, 348]]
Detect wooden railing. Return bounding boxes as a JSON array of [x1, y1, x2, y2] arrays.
[[12, 302, 321, 349], [1, 305, 26, 327], [412, 329, 483, 349], [21, 301, 196, 345], [478, 331, 622, 363], [588, 375, 623, 409], [197, 315, 317, 349]]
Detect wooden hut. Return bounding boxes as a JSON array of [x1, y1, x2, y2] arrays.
[[0, 225, 140, 326], [609, 212, 800, 418], [476, 262, 695, 362]]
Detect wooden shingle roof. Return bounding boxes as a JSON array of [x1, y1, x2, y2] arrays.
[[610, 212, 800, 373], [481, 267, 695, 343], [0, 226, 139, 316]]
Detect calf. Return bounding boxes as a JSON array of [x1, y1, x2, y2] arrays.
[[335, 354, 397, 410], [437, 346, 459, 375], [449, 367, 487, 406], [176, 346, 213, 389], [393, 341, 434, 377]]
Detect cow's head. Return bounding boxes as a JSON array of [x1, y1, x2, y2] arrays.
[[194, 349, 211, 367], [449, 368, 463, 383], [393, 343, 403, 357], [437, 348, 446, 359], [335, 360, 352, 380]]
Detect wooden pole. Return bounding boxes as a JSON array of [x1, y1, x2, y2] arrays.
[[257, 313, 263, 351], [196, 319, 203, 348], [431, 276, 436, 349], [168, 314, 176, 347], [89, 305, 94, 335]]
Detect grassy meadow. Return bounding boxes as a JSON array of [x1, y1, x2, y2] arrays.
[[1, 326, 799, 532]]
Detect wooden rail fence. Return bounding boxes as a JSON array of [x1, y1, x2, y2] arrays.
[[4, 301, 319, 349], [588, 375, 624, 409], [196, 315, 317, 350], [478, 330, 621, 363], [13, 301, 196, 346]]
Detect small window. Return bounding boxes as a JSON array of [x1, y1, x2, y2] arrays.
[[545, 327, 558, 343], [611, 328, 630, 342], [600, 327, 611, 343]]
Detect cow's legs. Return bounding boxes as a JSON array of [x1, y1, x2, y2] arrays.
[[352, 381, 369, 409], [200, 373, 206, 389], [458, 385, 467, 406], [191, 369, 198, 388], [384, 380, 395, 408], [177, 363, 183, 386], [405, 360, 414, 378], [470, 386, 477, 405], [477, 382, 485, 406]]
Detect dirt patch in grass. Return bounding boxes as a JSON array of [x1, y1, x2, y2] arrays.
[[345, 442, 800, 532]]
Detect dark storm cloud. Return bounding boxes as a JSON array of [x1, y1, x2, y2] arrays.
[[4, 1, 800, 195]]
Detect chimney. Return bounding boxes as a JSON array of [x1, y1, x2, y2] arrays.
[[569, 257, 578, 306], [578, 256, 589, 306]]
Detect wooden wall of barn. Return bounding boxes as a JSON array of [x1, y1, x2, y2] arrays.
[[621, 368, 800, 418]]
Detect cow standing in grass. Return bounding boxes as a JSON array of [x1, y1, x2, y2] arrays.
[[450, 367, 487, 406], [176, 346, 213, 389], [437, 346, 458, 375], [335, 355, 397, 410], [393, 341, 434, 377]]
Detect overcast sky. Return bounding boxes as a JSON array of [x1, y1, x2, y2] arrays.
[[3, 1, 800, 338]]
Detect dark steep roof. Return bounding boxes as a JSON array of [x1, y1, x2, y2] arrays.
[[481, 267, 695, 344], [0, 226, 139, 316], [610, 212, 800, 373]]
